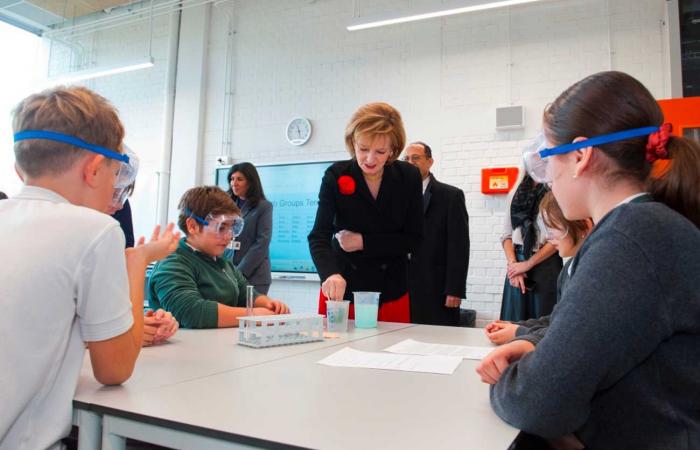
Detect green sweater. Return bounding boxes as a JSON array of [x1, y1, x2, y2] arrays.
[[148, 238, 257, 328]]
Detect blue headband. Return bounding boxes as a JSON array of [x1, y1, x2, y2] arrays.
[[13, 130, 129, 163], [184, 208, 209, 226], [539, 126, 659, 158]]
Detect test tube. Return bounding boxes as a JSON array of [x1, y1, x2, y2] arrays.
[[246, 285, 254, 317]]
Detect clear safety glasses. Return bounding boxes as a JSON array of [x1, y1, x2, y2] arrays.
[[522, 126, 660, 184], [111, 145, 139, 209], [184, 208, 245, 237], [13, 130, 139, 209]]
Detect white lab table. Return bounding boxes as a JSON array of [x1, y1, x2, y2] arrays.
[[73, 322, 414, 448], [74, 324, 517, 450]]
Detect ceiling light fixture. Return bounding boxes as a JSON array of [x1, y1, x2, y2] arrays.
[[45, 57, 155, 85], [347, 0, 546, 31], [45, 0, 158, 86]]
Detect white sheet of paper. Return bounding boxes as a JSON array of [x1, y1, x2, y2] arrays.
[[317, 347, 462, 375], [383, 339, 494, 360]]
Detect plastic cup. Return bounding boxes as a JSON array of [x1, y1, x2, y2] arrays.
[[353, 291, 380, 328], [325, 300, 350, 333]]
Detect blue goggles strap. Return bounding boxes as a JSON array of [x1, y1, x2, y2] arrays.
[[539, 126, 659, 158], [14, 130, 129, 163], [184, 208, 209, 226]]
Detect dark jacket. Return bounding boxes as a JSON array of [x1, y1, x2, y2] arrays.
[[112, 199, 134, 248], [407, 174, 469, 326], [308, 159, 423, 302], [232, 199, 272, 292], [490, 201, 700, 449]]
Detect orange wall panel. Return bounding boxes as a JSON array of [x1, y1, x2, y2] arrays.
[[658, 97, 700, 136]]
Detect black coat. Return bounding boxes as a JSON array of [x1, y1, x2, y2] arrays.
[[408, 175, 469, 326], [308, 159, 423, 302], [112, 199, 134, 248]]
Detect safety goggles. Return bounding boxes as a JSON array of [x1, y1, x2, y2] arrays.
[[184, 208, 244, 237], [13, 130, 139, 208], [111, 145, 139, 209], [523, 126, 659, 184]]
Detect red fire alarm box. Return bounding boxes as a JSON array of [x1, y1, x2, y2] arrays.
[[481, 167, 519, 194]]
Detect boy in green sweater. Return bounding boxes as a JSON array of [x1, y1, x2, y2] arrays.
[[149, 186, 289, 328]]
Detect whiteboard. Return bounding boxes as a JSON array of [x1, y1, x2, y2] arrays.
[[215, 160, 337, 276]]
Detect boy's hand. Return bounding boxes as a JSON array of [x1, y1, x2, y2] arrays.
[[252, 307, 275, 316], [142, 309, 179, 346], [476, 340, 535, 385], [259, 298, 290, 315], [135, 223, 180, 263]]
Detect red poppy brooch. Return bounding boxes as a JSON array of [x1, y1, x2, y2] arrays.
[[337, 175, 356, 195]]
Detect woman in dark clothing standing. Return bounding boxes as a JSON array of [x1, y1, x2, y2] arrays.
[[308, 102, 423, 323], [499, 171, 562, 322], [227, 162, 273, 294]]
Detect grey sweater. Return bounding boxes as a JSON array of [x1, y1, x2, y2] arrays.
[[490, 201, 700, 449]]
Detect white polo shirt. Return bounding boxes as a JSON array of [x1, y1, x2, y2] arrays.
[[0, 186, 133, 450]]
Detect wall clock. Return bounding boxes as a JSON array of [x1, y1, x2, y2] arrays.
[[286, 117, 312, 146]]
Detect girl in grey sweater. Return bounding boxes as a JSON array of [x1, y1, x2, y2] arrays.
[[476, 71, 700, 450]]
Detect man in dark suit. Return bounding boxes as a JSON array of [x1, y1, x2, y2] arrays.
[[403, 142, 469, 326]]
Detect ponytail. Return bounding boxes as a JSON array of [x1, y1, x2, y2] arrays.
[[646, 135, 700, 228]]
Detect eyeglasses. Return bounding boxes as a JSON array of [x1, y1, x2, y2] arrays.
[[401, 154, 426, 163], [184, 209, 245, 237]]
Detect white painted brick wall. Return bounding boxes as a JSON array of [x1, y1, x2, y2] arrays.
[[201, 0, 670, 324], [48, 0, 671, 326]]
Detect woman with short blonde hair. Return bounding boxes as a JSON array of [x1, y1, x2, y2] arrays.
[[344, 102, 406, 162], [309, 102, 422, 323]]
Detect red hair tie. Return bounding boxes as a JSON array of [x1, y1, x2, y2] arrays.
[[646, 123, 672, 163], [337, 175, 356, 195]]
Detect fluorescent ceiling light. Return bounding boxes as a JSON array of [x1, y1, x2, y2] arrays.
[[46, 57, 154, 85], [347, 0, 545, 31]]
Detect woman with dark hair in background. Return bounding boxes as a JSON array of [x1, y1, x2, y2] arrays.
[[0, 191, 7, 200], [226, 162, 273, 294]]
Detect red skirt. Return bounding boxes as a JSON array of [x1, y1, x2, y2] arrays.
[[318, 289, 411, 323]]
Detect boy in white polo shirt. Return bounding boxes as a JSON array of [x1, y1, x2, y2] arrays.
[[0, 86, 179, 450]]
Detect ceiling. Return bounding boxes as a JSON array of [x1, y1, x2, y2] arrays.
[[0, 0, 134, 34]]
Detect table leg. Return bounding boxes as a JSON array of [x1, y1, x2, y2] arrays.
[[101, 414, 258, 449], [101, 416, 126, 450], [75, 409, 101, 450]]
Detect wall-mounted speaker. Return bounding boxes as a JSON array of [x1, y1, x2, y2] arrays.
[[496, 105, 524, 130]]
